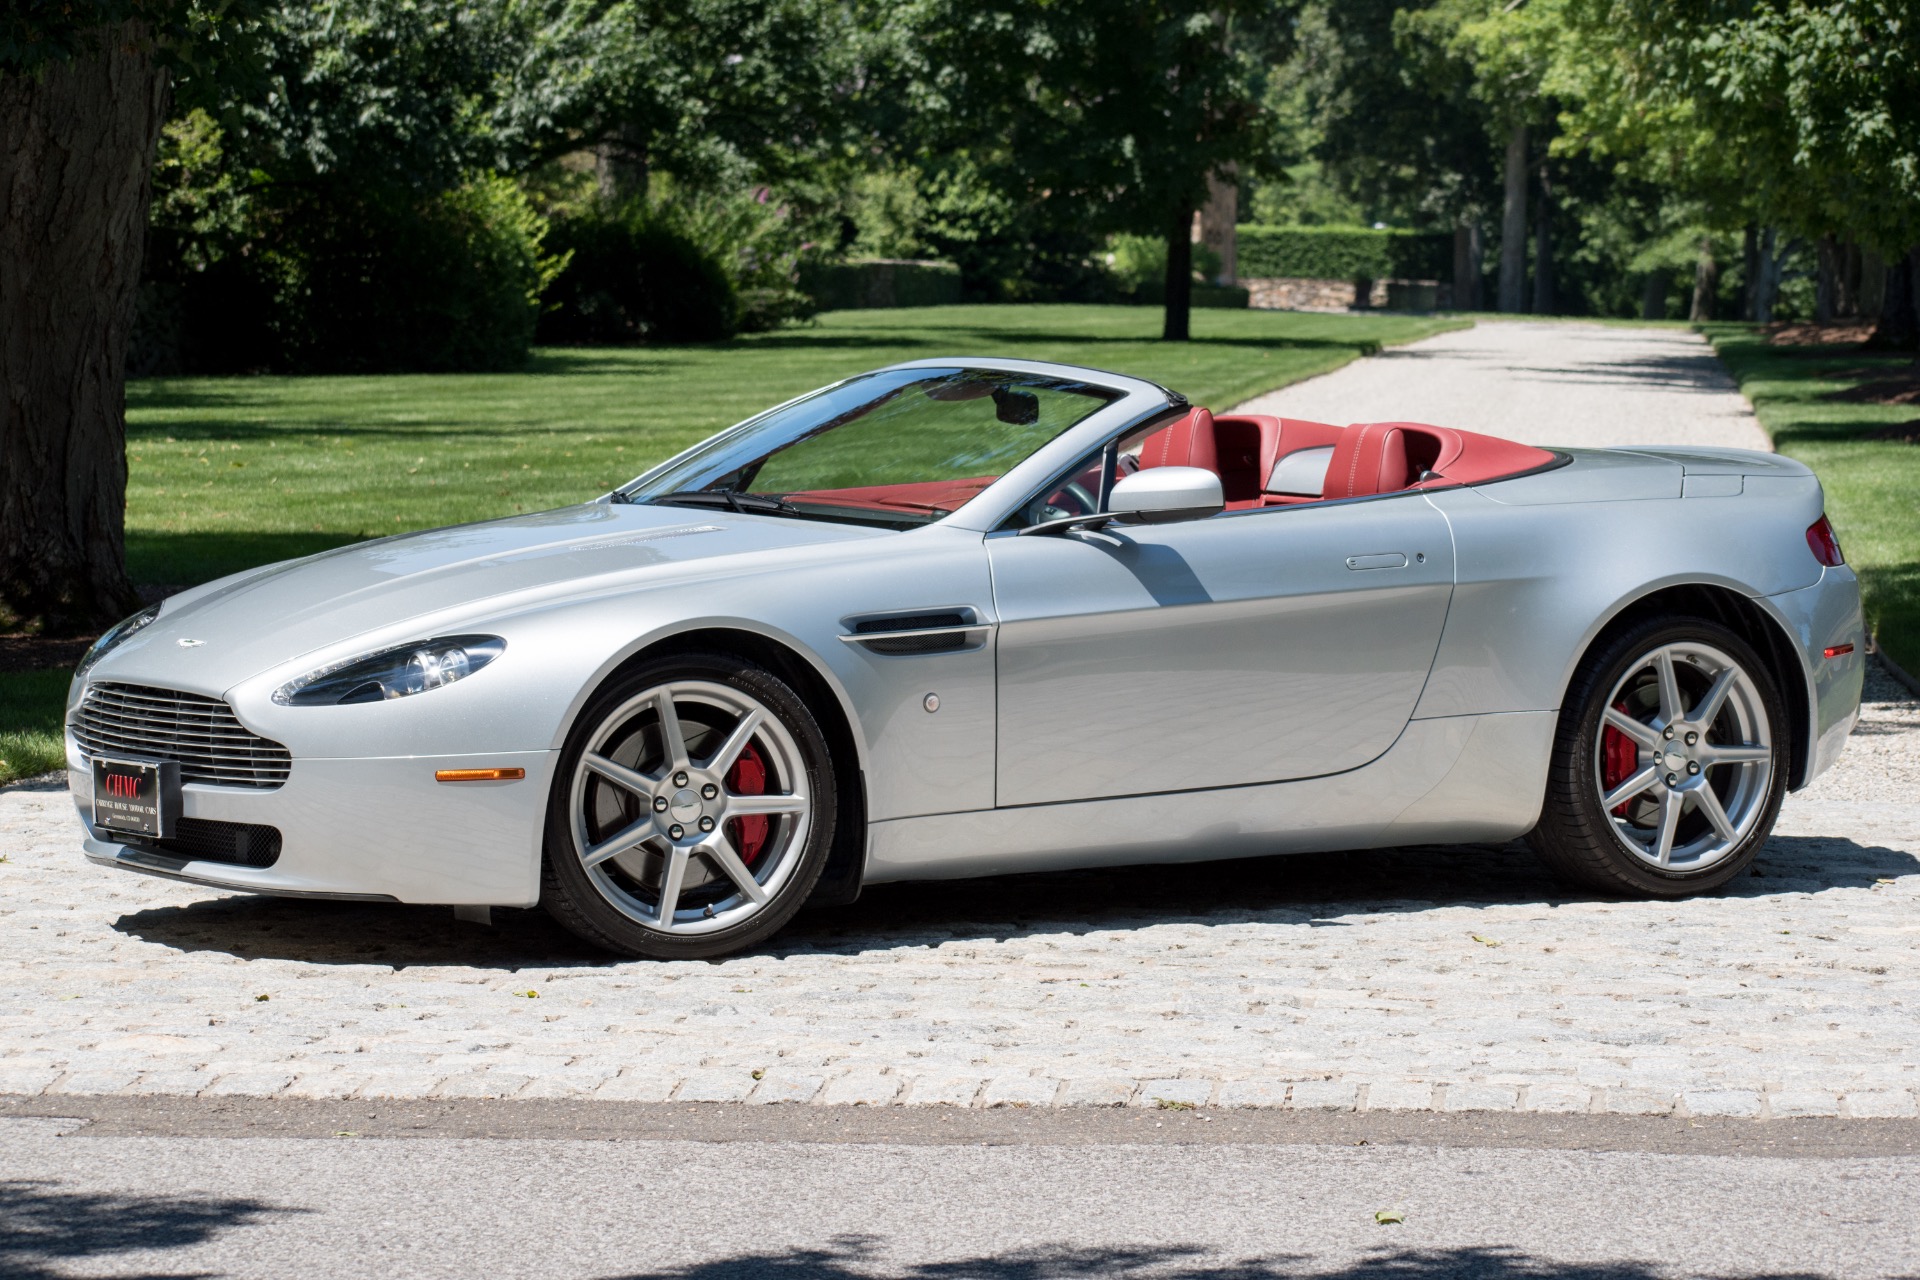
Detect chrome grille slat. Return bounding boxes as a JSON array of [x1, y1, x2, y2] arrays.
[[74, 682, 290, 789]]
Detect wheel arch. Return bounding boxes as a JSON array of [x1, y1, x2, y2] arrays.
[[566, 624, 869, 907], [1569, 582, 1814, 790]]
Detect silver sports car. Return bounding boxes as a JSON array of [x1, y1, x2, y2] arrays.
[[69, 357, 1865, 958]]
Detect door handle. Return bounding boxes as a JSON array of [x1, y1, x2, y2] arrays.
[[1345, 553, 1408, 571]]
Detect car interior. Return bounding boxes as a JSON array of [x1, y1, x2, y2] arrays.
[[778, 409, 1560, 528], [1130, 408, 1561, 509]]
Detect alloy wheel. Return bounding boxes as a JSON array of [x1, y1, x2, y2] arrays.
[[567, 679, 811, 935], [1594, 640, 1774, 873]]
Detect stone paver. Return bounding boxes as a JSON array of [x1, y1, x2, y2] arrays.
[[0, 661, 1913, 1115], [1233, 320, 1773, 452]]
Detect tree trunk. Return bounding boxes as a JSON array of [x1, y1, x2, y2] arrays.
[[1815, 235, 1838, 324], [1866, 247, 1920, 352], [1498, 123, 1528, 313], [1741, 224, 1760, 321], [1753, 227, 1782, 324], [1451, 219, 1483, 311], [1530, 160, 1554, 315], [1859, 247, 1886, 318], [1690, 238, 1718, 321], [594, 135, 649, 202], [0, 24, 164, 633], [1161, 206, 1194, 342], [1641, 268, 1673, 320], [1837, 240, 1861, 317], [1197, 170, 1237, 285]]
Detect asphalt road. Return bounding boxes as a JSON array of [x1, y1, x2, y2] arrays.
[[7, 1106, 1919, 1280]]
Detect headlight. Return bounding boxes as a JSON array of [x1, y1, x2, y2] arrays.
[[273, 635, 505, 707], [75, 604, 162, 678]]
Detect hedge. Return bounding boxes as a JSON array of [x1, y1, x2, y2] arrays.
[[800, 258, 963, 310], [1238, 225, 1450, 282]]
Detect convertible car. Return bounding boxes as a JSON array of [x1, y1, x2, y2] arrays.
[[69, 358, 1864, 958]]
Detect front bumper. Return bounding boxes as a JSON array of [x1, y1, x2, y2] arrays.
[[72, 744, 556, 906]]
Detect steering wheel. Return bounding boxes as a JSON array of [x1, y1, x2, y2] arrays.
[[1033, 481, 1098, 524]]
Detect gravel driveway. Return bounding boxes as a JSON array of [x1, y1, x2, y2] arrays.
[[1, 321, 1911, 1119], [1233, 319, 1773, 451]]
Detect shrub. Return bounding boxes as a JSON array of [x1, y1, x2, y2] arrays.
[[1106, 233, 1223, 291], [138, 171, 562, 374], [659, 188, 815, 334], [539, 201, 737, 345], [1237, 225, 1450, 282], [799, 259, 962, 310], [271, 176, 563, 373]]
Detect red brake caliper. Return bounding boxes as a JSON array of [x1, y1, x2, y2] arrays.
[[1601, 700, 1639, 817], [725, 743, 770, 865]]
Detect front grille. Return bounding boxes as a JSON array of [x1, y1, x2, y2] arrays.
[[136, 818, 283, 868], [74, 682, 291, 789]]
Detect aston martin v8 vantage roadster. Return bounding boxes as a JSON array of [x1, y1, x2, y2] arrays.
[[69, 358, 1865, 958]]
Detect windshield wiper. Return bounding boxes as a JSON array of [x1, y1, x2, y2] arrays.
[[647, 490, 805, 518]]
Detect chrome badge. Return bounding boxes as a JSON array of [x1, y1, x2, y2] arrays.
[[176, 638, 206, 648]]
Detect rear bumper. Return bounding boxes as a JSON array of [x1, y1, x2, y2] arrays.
[[1761, 565, 1864, 789], [71, 742, 555, 905]]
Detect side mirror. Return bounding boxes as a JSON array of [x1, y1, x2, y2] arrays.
[[1108, 466, 1224, 524]]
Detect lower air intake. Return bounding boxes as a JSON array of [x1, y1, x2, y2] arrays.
[[138, 818, 283, 868]]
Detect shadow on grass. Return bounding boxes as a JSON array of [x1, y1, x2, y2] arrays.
[[0, 1177, 291, 1280], [1859, 561, 1920, 677], [108, 833, 1918, 970], [126, 530, 367, 589]]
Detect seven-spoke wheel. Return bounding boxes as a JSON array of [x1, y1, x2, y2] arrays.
[[1531, 617, 1785, 895], [542, 653, 836, 958]]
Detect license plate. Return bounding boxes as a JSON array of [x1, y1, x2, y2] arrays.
[[91, 756, 180, 840]]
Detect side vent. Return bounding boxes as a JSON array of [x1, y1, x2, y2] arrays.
[[841, 608, 992, 656]]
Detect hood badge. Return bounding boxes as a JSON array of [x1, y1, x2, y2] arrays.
[[176, 638, 206, 648]]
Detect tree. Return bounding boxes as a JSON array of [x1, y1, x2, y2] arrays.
[[896, 0, 1297, 340], [498, 0, 862, 199], [0, 2, 256, 633], [1554, 0, 1920, 347]]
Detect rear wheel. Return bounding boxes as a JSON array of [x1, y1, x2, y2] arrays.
[[1530, 617, 1786, 896], [541, 652, 836, 959]]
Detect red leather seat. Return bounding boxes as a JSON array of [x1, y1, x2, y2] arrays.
[[1323, 422, 1417, 499], [1138, 408, 1219, 473]]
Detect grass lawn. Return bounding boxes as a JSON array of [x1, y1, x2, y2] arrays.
[[0, 304, 1461, 784], [121, 304, 1463, 586], [1700, 324, 1920, 675], [0, 670, 68, 784]]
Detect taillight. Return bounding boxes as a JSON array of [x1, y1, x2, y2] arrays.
[[1806, 516, 1845, 567]]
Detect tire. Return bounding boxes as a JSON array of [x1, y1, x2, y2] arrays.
[[1529, 615, 1787, 897], [541, 651, 837, 959]]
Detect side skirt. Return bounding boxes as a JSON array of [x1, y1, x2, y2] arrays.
[[862, 711, 1554, 884]]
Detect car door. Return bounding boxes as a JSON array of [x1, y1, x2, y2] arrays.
[[986, 495, 1455, 807]]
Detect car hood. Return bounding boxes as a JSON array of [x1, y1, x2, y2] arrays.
[[94, 502, 890, 691]]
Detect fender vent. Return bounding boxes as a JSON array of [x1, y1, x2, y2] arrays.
[[843, 610, 989, 656]]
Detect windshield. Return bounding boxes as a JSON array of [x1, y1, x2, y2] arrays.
[[621, 367, 1122, 529]]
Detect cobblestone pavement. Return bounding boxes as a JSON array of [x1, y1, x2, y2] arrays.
[[2, 660, 1913, 1118], [1233, 320, 1774, 452]]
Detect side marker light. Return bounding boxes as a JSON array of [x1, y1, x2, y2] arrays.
[[435, 768, 526, 783], [1823, 644, 1855, 659]]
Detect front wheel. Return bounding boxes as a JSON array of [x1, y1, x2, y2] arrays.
[[1529, 616, 1786, 896], [541, 652, 837, 959]]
